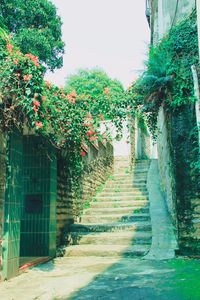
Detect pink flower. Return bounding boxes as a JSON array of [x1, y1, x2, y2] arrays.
[[33, 100, 40, 107], [7, 43, 14, 53], [67, 91, 77, 104], [35, 121, 43, 129], [80, 151, 86, 157], [86, 131, 97, 136], [23, 74, 32, 81], [42, 96, 46, 101], [25, 53, 40, 67], [13, 59, 19, 65], [89, 136, 98, 142], [45, 81, 52, 89], [103, 87, 109, 94]]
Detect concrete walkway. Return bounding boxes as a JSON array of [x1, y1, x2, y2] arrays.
[[145, 159, 178, 260], [0, 159, 199, 300], [0, 256, 199, 300]]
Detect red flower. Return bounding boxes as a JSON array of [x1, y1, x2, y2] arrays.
[[16, 50, 22, 56], [25, 53, 40, 67], [35, 121, 43, 129], [7, 43, 14, 53], [33, 106, 38, 113], [89, 136, 98, 141], [80, 151, 86, 157], [86, 131, 97, 136], [103, 87, 109, 94], [23, 74, 32, 81], [42, 96, 46, 101], [33, 100, 40, 107], [45, 81, 52, 89], [67, 91, 77, 104], [13, 59, 19, 65]]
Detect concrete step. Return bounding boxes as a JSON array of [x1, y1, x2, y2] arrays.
[[99, 191, 148, 197], [106, 179, 147, 185], [70, 221, 152, 233], [83, 206, 149, 215], [112, 174, 147, 179], [64, 244, 150, 258], [102, 187, 148, 193], [115, 168, 149, 174], [95, 195, 148, 201], [105, 183, 147, 189], [91, 200, 149, 208], [67, 231, 152, 246], [80, 213, 150, 224]]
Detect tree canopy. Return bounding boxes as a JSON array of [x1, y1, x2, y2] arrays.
[[65, 69, 127, 122], [0, 0, 65, 70]]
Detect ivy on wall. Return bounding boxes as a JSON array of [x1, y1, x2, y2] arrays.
[[127, 10, 198, 138]]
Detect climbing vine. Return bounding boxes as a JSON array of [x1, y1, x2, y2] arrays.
[[127, 10, 198, 138], [0, 27, 128, 207]]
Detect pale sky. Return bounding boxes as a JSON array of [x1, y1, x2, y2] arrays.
[[46, 0, 150, 88]]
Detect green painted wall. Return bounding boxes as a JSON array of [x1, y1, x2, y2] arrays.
[[2, 133, 57, 280], [20, 136, 57, 257], [2, 130, 23, 280]]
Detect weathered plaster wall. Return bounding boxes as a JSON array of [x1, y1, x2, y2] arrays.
[[56, 142, 113, 245], [152, 0, 196, 41], [157, 107, 177, 226]]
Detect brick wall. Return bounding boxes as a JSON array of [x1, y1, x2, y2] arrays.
[[56, 141, 114, 245]]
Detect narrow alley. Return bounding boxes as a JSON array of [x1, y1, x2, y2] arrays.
[[0, 156, 199, 300]]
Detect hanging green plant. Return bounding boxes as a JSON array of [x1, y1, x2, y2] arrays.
[[127, 10, 198, 137]]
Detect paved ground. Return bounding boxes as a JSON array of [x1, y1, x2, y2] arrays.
[[0, 256, 200, 300], [0, 159, 199, 299]]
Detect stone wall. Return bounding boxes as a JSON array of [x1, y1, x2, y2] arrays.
[[171, 105, 200, 254], [56, 141, 114, 245], [150, 0, 200, 254], [0, 132, 6, 278]]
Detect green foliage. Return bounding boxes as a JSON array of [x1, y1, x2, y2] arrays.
[[0, 29, 128, 215], [65, 69, 127, 130], [0, 0, 64, 70], [128, 10, 198, 137]]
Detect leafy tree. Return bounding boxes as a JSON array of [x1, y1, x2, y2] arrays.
[[0, 0, 65, 70], [65, 69, 127, 123]]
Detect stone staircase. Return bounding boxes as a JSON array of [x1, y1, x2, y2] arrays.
[[65, 157, 152, 258]]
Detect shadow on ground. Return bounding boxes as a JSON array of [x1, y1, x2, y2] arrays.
[[66, 257, 200, 300]]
